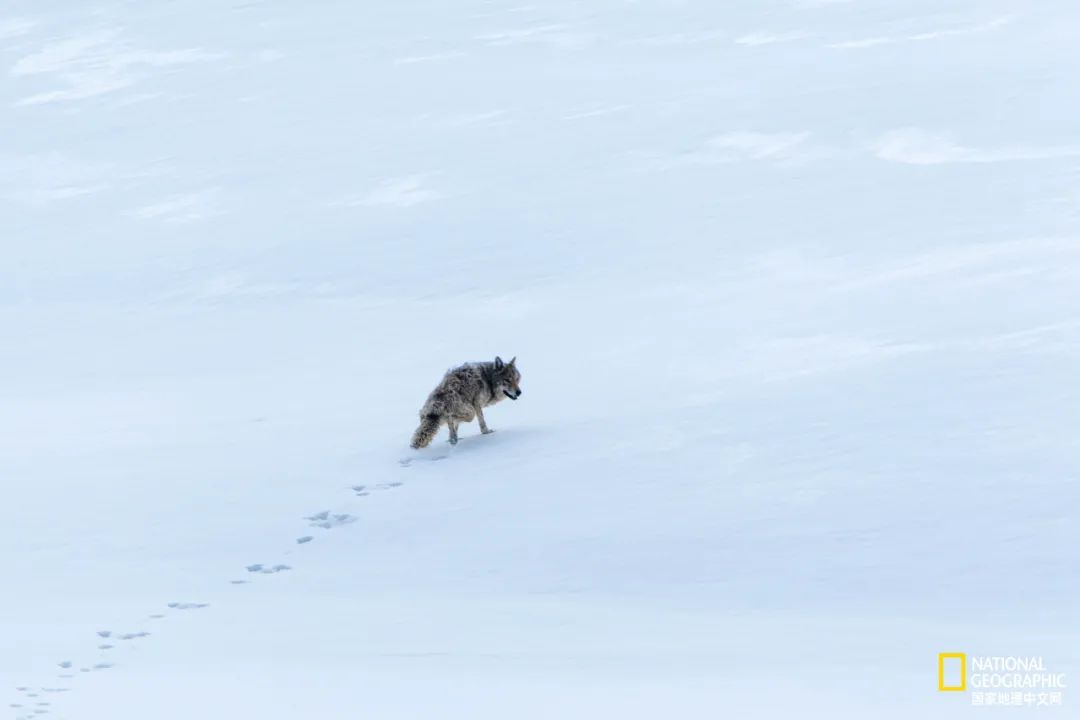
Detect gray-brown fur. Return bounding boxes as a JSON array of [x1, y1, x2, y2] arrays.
[[410, 356, 522, 449]]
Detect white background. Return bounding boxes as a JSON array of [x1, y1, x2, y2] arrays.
[[2, 1, 1078, 717]]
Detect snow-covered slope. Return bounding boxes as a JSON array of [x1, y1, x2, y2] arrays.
[[3, 1, 1078, 718]]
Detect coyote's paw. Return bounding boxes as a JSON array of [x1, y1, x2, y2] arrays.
[[448, 437, 458, 445], [482, 428, 495, 435]]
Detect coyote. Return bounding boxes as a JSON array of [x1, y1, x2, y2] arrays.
[[410, 356, 522, 449]]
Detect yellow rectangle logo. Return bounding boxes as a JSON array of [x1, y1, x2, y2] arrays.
[[939, 653, 967, 691]]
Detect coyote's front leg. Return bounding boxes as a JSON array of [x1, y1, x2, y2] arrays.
[[448, 419, 460, 445], [475, 405, 494, 434]]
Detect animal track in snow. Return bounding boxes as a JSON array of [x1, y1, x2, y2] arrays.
[[14, 474, 414, 709], [305, 511, 356, 529], [246, 563, 291, 574], [400, 453, 448, 466], [168, 602, 208, 610]]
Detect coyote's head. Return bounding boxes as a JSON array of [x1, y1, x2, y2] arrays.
[[493, 356, 522, 400]]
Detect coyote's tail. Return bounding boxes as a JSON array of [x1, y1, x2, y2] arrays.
[[410, 413, 442, 449]]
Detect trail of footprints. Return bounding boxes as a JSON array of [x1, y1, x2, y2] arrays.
[[11, 473, 408, 718]]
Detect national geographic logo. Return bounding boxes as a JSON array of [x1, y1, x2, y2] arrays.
[[938, 653, 1067, 707]]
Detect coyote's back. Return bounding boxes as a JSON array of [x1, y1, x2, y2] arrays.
[[410, 356, 522, 448]]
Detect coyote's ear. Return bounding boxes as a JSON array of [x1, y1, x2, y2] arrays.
[[509, 356, 516, 366], [494, 356, 504, 370]]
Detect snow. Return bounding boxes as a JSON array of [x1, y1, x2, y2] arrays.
[[2, 0, 1079, 717]]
